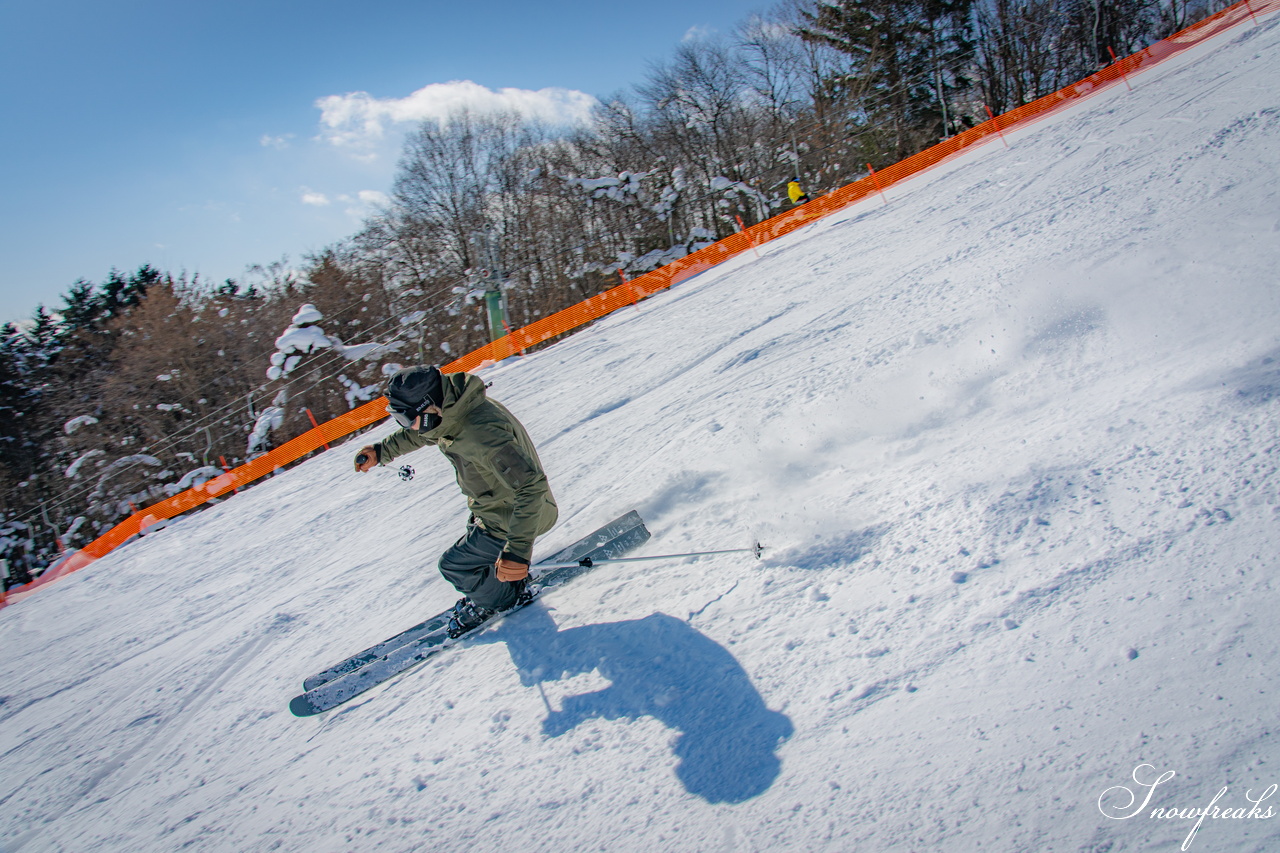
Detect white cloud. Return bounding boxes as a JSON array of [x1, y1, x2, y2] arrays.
[[682, 25, 715, 42], [335, 190, 392, 218], [315, 80, 598, 151], [742, 17, 793, 41], [301, 190, 330, 206], [260, 133, 294, 150]]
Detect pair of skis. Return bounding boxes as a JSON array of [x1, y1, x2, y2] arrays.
[[293, 511, 759, 717], [288, 511, 763, 716]]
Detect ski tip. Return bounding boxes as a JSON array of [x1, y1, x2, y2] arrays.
[[288, 695, 322, 718]]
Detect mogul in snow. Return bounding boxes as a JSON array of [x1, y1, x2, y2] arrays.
[[354, 366, 558, 638]]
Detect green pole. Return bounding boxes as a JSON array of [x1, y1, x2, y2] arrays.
[[477, 229, 508, 342], [485, 285, 506, 341]]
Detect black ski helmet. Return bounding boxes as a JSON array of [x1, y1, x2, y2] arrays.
[[386, 365, 444, 419]]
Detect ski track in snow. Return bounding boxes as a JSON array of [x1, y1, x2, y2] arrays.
[[3, 14, 1280, 853]]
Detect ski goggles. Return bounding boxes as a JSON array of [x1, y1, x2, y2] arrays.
[[386, 401, 424, 429]]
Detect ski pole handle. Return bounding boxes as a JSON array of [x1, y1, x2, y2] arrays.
[[354, 449, 378, 473]]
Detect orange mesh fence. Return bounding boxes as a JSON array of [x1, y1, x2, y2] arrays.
[[3, 395, 396, 603], [3, 0, 1273, 609]]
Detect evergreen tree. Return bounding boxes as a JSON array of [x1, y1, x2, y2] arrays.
[[60, 280, 99, 330], [0, 324, 36, 486], [800, 0, 974, 161]]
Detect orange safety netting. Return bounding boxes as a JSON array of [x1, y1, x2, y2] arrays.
[[3, 0, 1273, 609]]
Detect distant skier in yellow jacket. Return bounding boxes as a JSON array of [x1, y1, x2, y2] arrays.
[[787, 178, 810, 205]]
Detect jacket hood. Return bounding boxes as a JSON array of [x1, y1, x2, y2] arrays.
[[422, 372, 486, 436]]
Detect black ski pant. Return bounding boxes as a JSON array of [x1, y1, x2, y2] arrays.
[[438, 521, 519, 611]]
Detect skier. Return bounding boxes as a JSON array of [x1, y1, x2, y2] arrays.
[[787, 178, 810, 205], [354, 366, 558, 638]]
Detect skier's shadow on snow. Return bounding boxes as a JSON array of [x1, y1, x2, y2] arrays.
[[481, 604, 793, 804]]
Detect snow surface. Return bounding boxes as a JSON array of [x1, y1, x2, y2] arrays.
[[4, 15, 1280, 852]]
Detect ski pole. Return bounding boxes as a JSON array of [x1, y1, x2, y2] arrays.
[[356, 453, 415, 481], [536, 543, 764, 571]]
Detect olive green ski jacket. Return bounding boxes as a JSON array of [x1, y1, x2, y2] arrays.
[[372, 372, 558, 563]]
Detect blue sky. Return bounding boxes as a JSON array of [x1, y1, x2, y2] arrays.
[[0, 0, 763, 325]]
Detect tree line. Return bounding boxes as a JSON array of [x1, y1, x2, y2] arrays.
[[0, 0, 1233, 586]]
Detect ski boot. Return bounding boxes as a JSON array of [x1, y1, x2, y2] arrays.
[[446, 579, 536, 639], [446, 597, 495, 639]]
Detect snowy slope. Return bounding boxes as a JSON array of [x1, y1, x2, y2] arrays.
[[3, 14, 1280, 853]]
